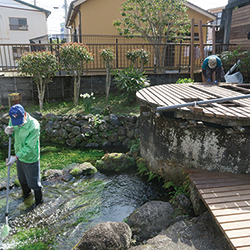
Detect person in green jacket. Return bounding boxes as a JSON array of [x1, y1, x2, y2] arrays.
[[5, 104, 43, 206]]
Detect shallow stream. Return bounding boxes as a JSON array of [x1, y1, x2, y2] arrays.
[[0, 147, 169, 249]]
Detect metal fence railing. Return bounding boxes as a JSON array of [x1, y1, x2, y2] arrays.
[[0, 42, 238, 75]]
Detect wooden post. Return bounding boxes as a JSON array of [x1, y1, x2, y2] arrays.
[[212, 26, 216, 82], [190, 18, 195, 80], [198, 20, 205, 83], [8, 93, 22, 108]]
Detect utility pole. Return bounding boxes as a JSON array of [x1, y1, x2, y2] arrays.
[[63, 0, 68, 41], [34, 0, 36, 6]]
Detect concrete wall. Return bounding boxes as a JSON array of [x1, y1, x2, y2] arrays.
[[0, 73, 198, 107], [140, 110, 250, 185]]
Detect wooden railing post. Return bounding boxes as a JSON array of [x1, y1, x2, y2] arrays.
[[198, 20, 205, 83], [190, 18, 194, 80], [212, 26, 216, 82]]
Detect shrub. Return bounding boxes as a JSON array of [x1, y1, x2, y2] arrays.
[[59, 43, 93, 105], [17, 51, 59, 110], [126, 49, 150, 72], [112, 66, 150, 102], [100, 48, 116, 99], [176, 78, 194, 84]]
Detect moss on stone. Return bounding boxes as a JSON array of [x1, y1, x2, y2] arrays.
[[96, 153, 135, 173]]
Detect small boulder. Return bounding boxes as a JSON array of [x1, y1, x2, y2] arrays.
[[42, 169, 73, 183], [169, 194, 192, 215], [73, 221, 132, 250], [127, 201, 174, 241], [69, 162, 97, 177], [95, 153, 135, 173]]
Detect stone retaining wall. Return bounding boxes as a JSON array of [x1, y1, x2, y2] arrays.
[[0, 111, 140, 149]]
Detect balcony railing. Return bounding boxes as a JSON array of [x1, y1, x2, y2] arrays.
[[9, 25, 28, 30]]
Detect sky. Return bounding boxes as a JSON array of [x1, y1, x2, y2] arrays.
[[24, 0, 229, 34]]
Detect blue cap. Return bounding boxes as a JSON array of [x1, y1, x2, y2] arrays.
[[9, 104, 25, 126]]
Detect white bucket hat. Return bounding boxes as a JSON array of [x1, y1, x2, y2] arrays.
[[208, 57, 217, 69]]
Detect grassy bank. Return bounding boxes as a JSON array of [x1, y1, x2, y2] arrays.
[[23, 94, 140, 116]]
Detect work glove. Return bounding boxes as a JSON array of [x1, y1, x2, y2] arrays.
[[207, 79, 211, 83], [4, 126, 14, 135], [214, 80, 218, 84], [6, 156, 17, 167]]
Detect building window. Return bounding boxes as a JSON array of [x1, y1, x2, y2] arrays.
[[9, 18, 28, 30]]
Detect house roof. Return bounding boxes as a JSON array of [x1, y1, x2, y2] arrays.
[[66, 0, 216, 27], [185, 2, 216, 20], [0, 0, 51, 18]]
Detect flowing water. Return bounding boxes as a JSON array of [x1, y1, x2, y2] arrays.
[[0, 149, 169, 250]]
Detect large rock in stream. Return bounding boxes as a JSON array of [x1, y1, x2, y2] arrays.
[[129, 212, 231, 250], [95, 152, 136, 172], [73, 221, 132, 250], [127, 201, 175, 240]]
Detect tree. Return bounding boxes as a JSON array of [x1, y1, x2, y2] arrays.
[[59, 43, 93, 105], [100, 48, 116, 100], [17, 51, 59, 111], [113, 0, 190, 73]]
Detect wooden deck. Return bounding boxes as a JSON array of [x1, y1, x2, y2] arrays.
[[187, 169, 250, 250], [136, 83, 250, 126]]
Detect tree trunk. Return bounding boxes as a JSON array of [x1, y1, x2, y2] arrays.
[[106, 67, 111, 100], [73, 74, 78, 106], [153, 45, 162, 74], [74, 74, 81, 106], [36, 77, 44, 111], [140, 63, 144, 73]]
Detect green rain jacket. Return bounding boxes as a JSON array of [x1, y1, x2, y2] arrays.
[[9, 113, 40, 163]]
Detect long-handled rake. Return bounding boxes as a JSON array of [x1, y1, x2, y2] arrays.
[[1, 135, 12, 239]]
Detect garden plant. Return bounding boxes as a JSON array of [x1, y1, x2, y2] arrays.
[[80, 92, 95, 113], [17, 51, 59, 111], [112, 66, 150, 103], [59, 42, 94, 106], [100, 48, 116, 100], [126, 49, 150, 72]]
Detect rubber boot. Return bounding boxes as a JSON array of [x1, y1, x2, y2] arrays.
[[34, 189, 43, 206], [21, 183, 31, 199]]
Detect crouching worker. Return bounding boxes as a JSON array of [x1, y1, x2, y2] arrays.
[[5, 104, 43, 207], [202, 55, 225, 83]]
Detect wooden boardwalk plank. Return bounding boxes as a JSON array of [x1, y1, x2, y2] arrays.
[[231, 237, 250, 248], [188, 169, 250, 250], [202, 189, 250, 199], [208, 201, 250, 210], [227, 228, 250, 239], [213, 207, 250, 216], [220, 220, 250, 230]]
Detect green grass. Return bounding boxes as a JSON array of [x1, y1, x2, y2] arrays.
[[21, 94, 140, 116], [0, 143, 105, 182]]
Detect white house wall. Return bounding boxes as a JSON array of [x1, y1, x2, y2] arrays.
[[0, 6, 47, 44], [0, 1, 48, 69]]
